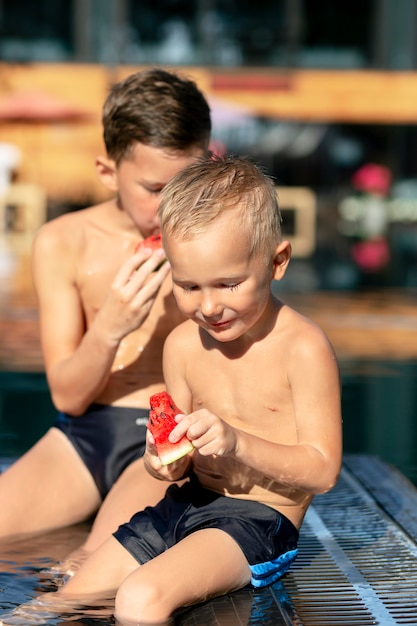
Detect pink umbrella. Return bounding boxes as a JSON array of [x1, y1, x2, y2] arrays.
[[0, 90, 96, 202], [0, 90, 93, 123]]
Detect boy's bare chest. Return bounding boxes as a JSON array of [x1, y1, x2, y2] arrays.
[[75, 237, 131, 307], [189, 344, 294, 439]]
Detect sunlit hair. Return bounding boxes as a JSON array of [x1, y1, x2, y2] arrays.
[[102, 68, 211, 164], [159, 154, 282, 259]]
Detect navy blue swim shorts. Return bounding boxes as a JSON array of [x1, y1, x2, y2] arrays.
[[114, 475, 299, 587], [54, 403, 148, 499]]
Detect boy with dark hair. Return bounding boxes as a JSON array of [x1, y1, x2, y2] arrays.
[[0, 68, 211, 562]]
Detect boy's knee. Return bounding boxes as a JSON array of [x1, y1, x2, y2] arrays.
[[115, 573, 172, 624]]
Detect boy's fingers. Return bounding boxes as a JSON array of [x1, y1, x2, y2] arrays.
[[112, 249, 152, 289], [147, 432, 155, 445], [169, 418, 190, 443]]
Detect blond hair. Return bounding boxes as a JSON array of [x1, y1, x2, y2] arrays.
[[159, 154, 282, 259]]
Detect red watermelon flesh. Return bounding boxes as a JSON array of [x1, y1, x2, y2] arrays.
[[148, 391, 193, 465], [135, 234, 167, 269], [135, 233, 163, 253]]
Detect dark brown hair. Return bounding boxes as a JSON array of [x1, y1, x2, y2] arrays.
[[102, 68, 211, 163]]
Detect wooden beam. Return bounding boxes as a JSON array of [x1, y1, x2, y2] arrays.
[[210, 69, 417, 124]]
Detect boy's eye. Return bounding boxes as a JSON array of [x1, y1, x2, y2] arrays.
[[142, 184, 163, 195], [177, 282, 241, 292]]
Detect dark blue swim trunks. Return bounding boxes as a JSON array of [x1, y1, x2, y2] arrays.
[[54, 403, 148, 499], [114, 475, 299, 587]]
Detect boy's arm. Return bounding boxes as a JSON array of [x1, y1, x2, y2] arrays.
[[32, 221, 169, 416], [143, 325, 194, 481], [234, 329, 342, 494]]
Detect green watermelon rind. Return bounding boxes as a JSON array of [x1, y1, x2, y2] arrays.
[[157, 438, 194, 466]]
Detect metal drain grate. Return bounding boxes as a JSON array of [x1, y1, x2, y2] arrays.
[[180, 457, 417, 625], [282, 467, 417, 625]]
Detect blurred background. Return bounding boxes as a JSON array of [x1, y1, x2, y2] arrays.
[[1, 0, 417, 484]]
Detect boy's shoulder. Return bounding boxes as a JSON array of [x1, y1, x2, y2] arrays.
[[278, 302, 337, 361], [35, 200, 115, 245], [165, 318, 201, 353], [167, 318, 198, 342], [32, 201, 113, 262], [163, 320, 200, 369]]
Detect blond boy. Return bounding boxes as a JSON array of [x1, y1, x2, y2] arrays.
[[21, 154, 344, 626]]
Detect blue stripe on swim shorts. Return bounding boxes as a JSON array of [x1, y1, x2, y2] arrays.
[[249, 547, 298, 587]]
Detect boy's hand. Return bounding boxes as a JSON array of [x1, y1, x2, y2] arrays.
[[170, 409, 238, 458], [95, 247, 170, 344], [144, 430, 191, 481]]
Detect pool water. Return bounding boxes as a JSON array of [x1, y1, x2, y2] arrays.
[[341, 358, 417, 486], [0, 523, 116, 625], [1, 361, 417, 623], [0, 372, 56, 458]]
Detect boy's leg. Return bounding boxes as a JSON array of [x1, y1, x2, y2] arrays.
[[115, 528, 252, 625], [57, 459, 170, 579], [0, 528, 251, 624], [80, 458, 170, 554], [0, 428, 101, 541], [60, 535, 139, 598]]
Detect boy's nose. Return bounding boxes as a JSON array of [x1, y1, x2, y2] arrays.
[[200, 292, 221, 318]]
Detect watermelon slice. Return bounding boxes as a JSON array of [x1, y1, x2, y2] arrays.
[[148, 391, 193, 465], [135, 233, 163, 253], [135, 234, 167, 270]]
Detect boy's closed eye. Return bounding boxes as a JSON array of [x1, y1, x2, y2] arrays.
[[177, 282, 242, 293], [140, 182, 164, 195]]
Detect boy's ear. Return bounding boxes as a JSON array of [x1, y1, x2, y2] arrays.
[[272, 240, 292, 280], [95, 155, 118, 192]]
